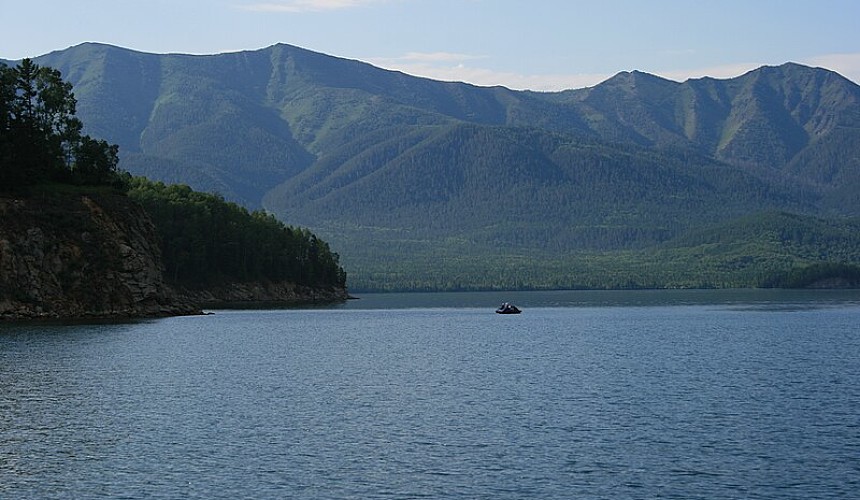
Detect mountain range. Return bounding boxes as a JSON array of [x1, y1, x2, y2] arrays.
[[9, 43, 860, 290]]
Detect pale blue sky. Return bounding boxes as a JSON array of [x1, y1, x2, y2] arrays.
[[2, 0, 858, 90]]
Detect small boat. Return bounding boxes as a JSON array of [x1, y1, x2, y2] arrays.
[[496, 302, 521, 314]]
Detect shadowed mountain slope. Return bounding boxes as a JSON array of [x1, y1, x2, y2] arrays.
[[12, 43, 860, 289]]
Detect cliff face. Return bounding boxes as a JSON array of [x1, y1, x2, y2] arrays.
[[0, 191, 350, 321], [0, 192, 199, 320], [180, 281, 350, 308]]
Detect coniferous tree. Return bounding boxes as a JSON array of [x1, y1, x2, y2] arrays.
[[0, 59, 121, 190], [127, 178, 347, 289], [0, 62, 17, 185]]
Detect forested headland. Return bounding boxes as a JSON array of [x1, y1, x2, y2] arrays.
[[127, 178, 346, 291], [0, 60, 346, 319]]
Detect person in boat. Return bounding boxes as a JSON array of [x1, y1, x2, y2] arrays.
[[497, 302, 521, 313]]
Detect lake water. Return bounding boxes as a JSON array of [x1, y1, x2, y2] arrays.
[[2, 289, 859, 499]]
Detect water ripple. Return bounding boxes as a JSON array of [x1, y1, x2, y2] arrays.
[[2, 295, 859, 498]]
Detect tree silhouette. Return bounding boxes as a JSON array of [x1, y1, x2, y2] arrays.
[[0, 59, 121, 189]]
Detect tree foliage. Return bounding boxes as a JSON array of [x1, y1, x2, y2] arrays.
[[1, 61, 345, 293], [334, 210, 860, 292], [760, 263, 860, 288], [127, 178, 346, 289], [0, 59, 123, 189], [22, 46, 860, 291]]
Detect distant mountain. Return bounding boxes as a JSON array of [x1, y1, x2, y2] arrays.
[[13, 43, 860, 289]]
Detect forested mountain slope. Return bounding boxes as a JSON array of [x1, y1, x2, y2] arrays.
[[13, 43, 860, 289], [26, 43, 860, 210]]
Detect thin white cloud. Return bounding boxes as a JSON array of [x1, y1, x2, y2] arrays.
[[390, 52, 487, 64], [240, 0, 387, 13], [659, 48, 697, 57], [368, 53, 617, 91], [370, 52, 769, 91], [367, 51, 860, 92]]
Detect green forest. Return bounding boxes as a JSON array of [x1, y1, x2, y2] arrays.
[[1, 60, 346, 292], [128, 178, 346, 289], [5, 56, 859, 293], [0, 59, 123, 188], [335, 210, 860, 291]]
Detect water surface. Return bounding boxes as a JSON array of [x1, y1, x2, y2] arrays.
[[2, 290, 859, 498]]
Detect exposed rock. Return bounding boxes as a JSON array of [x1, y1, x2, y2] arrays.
[[0, 192, 200, 320], [179, 281, 350, 309], [0, 191, 349, 321]]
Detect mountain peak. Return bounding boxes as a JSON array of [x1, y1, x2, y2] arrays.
[[738, 61, 855, 83], [12, 42, 859, 290], [601, 69, 678, 88]]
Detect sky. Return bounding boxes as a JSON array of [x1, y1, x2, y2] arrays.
[[2, 0, 859, 91]]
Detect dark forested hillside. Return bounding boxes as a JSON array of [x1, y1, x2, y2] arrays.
[[32, 44, 860, 208], [127, 178, 346, 291], [265, 123, 814, 250], [17, 43, 860, 290], [0, 57, 349, 317]]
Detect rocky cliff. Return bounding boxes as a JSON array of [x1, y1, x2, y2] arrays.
[[180, 281, 350, 308], [0, 191, 200, 320], [0, 191, 350, 321]]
